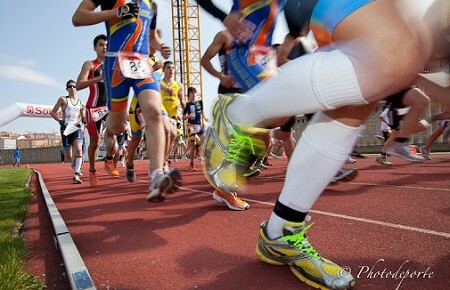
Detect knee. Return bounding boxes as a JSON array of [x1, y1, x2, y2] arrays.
[[405, 88, 431, 109], [106, 119, 126, 135]]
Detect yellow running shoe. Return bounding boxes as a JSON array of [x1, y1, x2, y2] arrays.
[[104, 159, 120, 176], [203, 93, 267, 193], [212, 190, 249, 211], [375, 155, 392, 166], [256, 221, 355, 290]]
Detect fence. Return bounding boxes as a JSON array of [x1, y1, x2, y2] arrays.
[[292, 104, 449, 154], [0, 147, 62, 165]]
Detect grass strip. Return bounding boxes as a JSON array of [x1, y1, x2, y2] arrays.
[[0, 168, 45, 289]]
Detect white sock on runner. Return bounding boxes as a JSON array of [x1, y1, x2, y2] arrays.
[[277, 112, 361, 213], [227, 50, 368, 126], [74, 156, 83, 174]]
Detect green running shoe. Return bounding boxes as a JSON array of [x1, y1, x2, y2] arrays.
[[256, 221, 355, 290]]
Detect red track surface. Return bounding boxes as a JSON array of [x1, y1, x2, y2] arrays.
[[23, 154, 450, 290]]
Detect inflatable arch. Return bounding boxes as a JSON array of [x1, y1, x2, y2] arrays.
[[0, 102, 106, 161], [0, 102, 62, 127]]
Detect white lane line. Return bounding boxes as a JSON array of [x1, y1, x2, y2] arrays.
[[250, 175, 450, 192], [307, 209, 450, 239], [348, 182, 450, 192], [179, 186, 450, 239], [108, 173, 449, 238]]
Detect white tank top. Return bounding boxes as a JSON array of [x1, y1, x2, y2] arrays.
[[64, 97, 81, 125]]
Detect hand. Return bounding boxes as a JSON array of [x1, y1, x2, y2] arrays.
[[165, 87, 174, 95], [152, 60, 163, 71], [220, 74, 236, 88], [160, 44, 171, 59], [95, 74, 103, 83], [117, 2, 139, 19], [223, 12, 255, 43]]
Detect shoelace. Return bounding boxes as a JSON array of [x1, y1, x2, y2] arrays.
[[226, 129, 255, 164], [281, 222, 321, 259]]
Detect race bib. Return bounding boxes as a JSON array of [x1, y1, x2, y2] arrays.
[[136, 108, 146, 128], [118, 52, 154, 79], [189, 124, 202, 134], [89, 106, 108, 122], [249, 45, 278, 76]]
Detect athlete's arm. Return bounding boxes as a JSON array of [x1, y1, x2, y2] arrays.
[[278, 34, 300, 67], [178, 84, 186, 110], [201, 31, 236, 88], [76, 60, 99, 90], [72, 0, 119, 26], [201, 31, 227, 79], [194, 0, 227, 22], [51, 97, 66, 124], [150, 29, 171, 59], [181, 105, 190, 120], [202, 110, 209, 123], [80, 102, 86, 123]]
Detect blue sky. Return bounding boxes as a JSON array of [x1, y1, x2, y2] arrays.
[[0, 1, 287, 134]]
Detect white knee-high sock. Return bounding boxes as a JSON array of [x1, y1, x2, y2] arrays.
[[74, 156, 83, 174], [227, 50, 368, 126], [266, 112, 361, 239]]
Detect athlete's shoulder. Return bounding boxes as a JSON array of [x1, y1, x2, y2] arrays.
[[59, 95, 69, 102], [82, 59, 95, 69]]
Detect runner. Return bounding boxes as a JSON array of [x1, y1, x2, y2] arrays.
[[76, 34, 109, 186], [376, 87, 429, 166], [160, 60, 186, 170], [182, 87, 208, 172], [73, 0, 174, 200], [198, 2, 296, 210], [51, 80, 86, 184], [196, 0, 445, 288]]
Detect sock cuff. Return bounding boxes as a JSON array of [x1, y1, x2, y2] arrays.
[[273, 199, 307, 223], [313, 50, 368, 109]]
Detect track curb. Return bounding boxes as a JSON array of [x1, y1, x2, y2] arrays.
[[34, 169, 96, 290]]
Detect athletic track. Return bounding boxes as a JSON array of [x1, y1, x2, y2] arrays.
[[18, 154, 450, 290]]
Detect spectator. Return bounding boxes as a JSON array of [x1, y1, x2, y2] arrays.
[[13, 147, 21, 167]]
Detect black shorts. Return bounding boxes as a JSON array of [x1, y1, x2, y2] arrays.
[[279, 117, 296, 132]]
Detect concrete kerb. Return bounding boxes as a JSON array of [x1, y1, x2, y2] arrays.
[[34, 169, 96, 290]]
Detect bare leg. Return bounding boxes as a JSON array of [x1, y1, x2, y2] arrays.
[[424, 126, 445, 150], [88, 134, 100, 171], [137, 90, 165, 174]]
